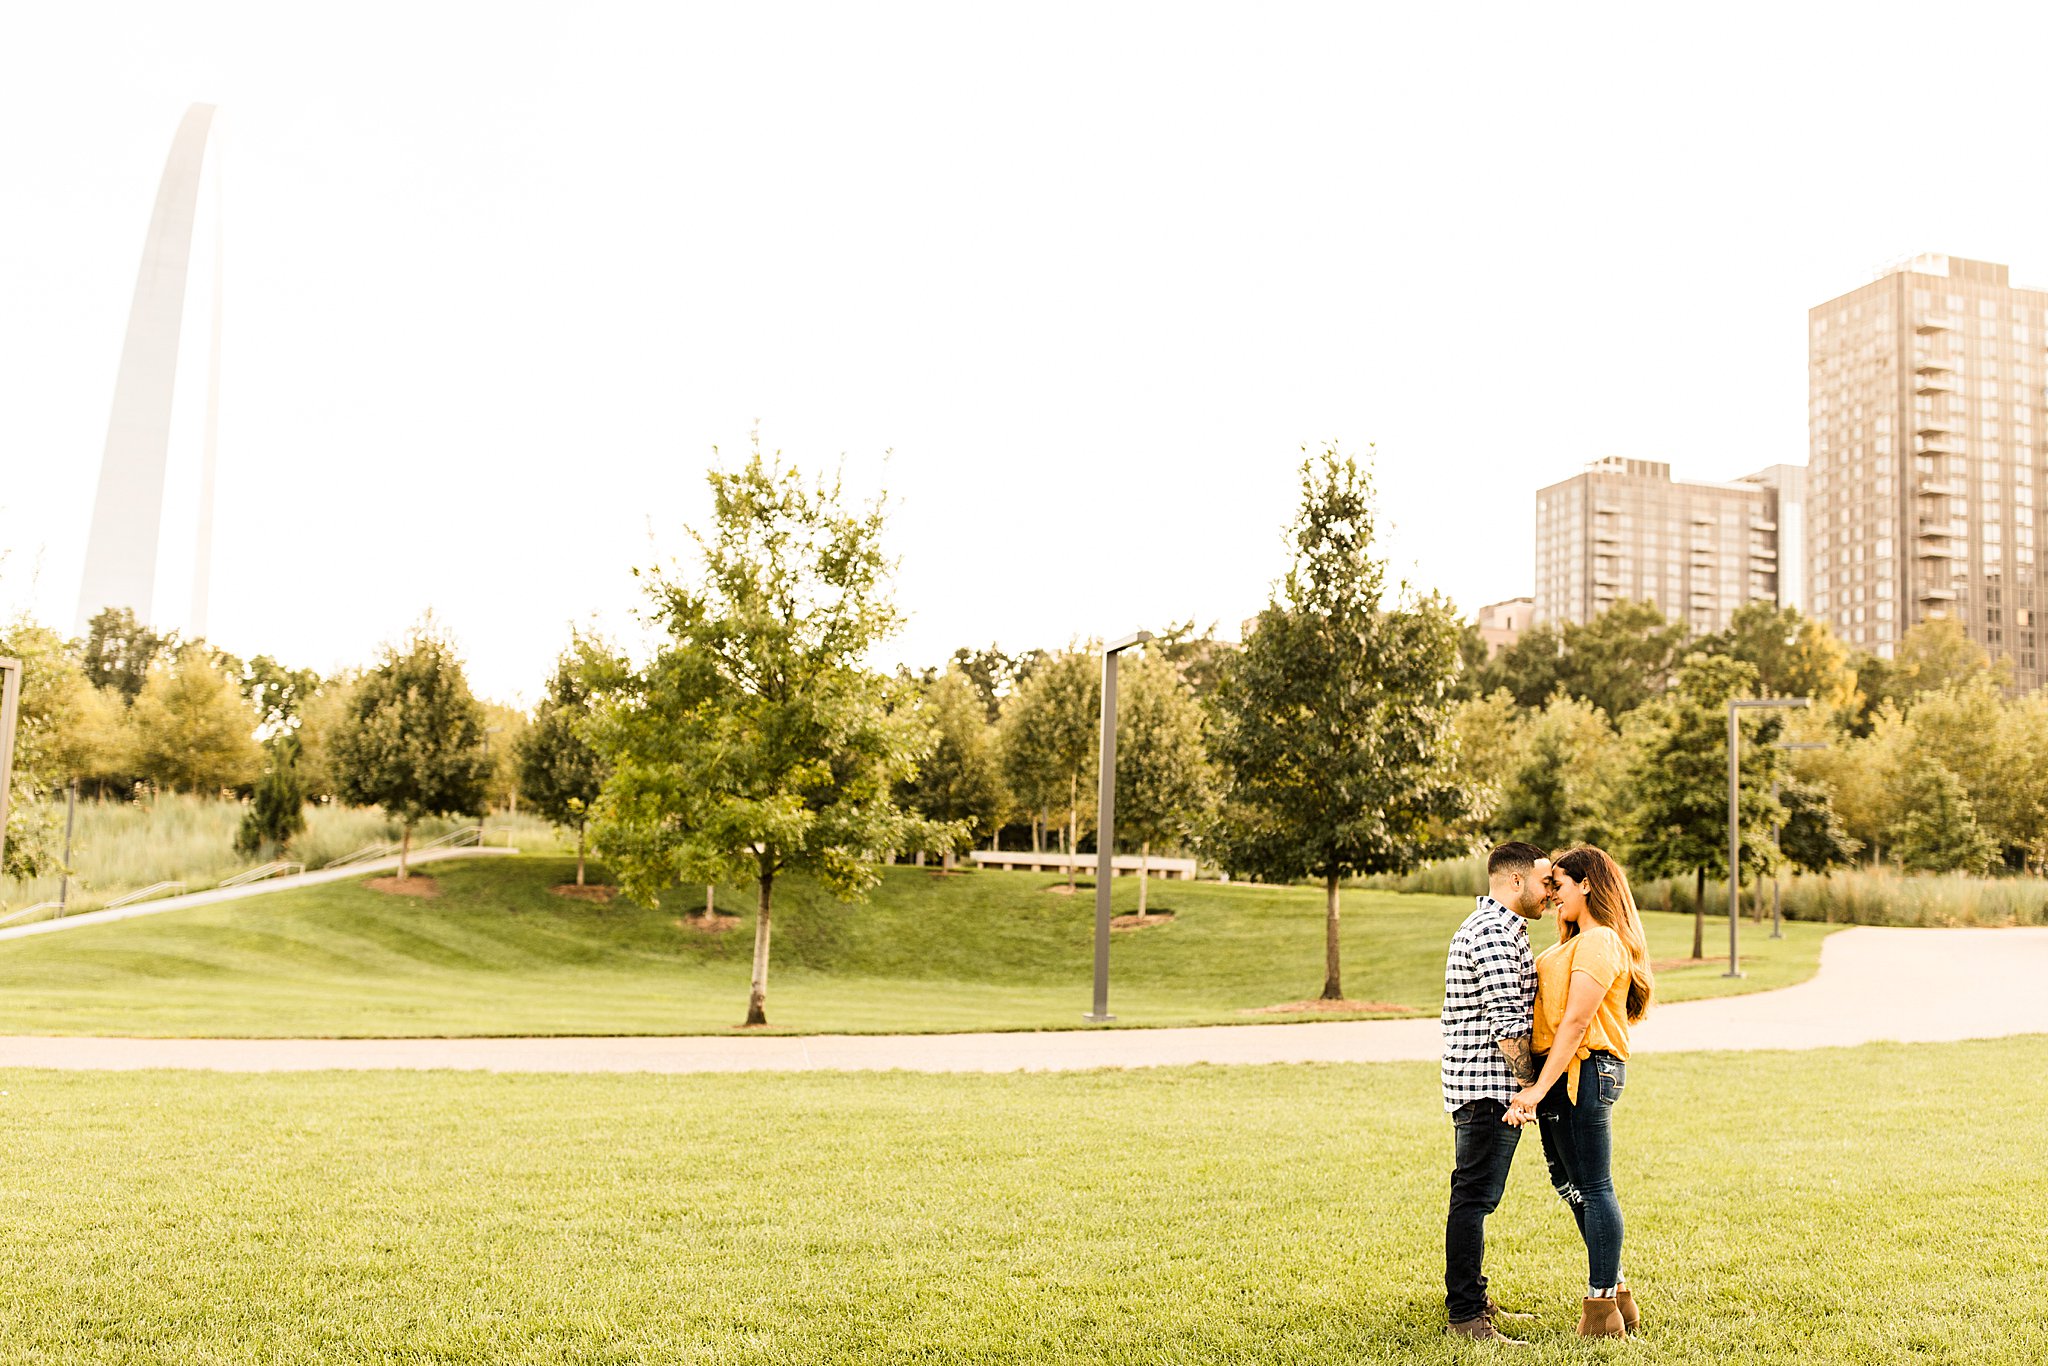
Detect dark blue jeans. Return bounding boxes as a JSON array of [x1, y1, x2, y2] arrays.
[[1535, 1051, 1626, 1291], [1445, 1099, 1523, 1323]]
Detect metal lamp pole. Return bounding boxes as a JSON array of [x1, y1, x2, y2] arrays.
[[1726, 697, 1810, 977], [1770, 741, 1828, 940], [0, 657, 21, 878], [1085, 630, 1153, 1023]]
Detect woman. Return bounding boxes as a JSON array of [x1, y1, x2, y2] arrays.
[[1504, 844, 1655, 1339]]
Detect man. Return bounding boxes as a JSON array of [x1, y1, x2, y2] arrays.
[[1441, 841, 1552, 1344]]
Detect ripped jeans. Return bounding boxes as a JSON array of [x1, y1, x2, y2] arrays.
[[1535, 1050, 1626, 1291]]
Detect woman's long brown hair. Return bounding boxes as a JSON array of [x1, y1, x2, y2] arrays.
[[1551, 845, 1655, 1021]]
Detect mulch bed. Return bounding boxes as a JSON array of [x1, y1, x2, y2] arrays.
[[366, 876, 441, 899], [1110, 911, 1176, 930], [675, 914, 742, 934], [1241, 999, 1419, 1017], [551, 884, 617, 904], [1651, 956, 1716, 971]]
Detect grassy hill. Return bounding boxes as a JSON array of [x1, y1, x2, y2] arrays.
[[0, 856, 1837, 1037]]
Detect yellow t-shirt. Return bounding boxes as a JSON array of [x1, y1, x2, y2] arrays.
[[1533, 924, 1632, 1103]]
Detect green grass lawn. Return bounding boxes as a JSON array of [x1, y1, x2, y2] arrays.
[[0, 1037, 2035, 1363], [0, 857, 1838, 1037]]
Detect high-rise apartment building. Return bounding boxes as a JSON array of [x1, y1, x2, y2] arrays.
[[1809, 254, 2046, 685], [1534, 457, 1793, 633]]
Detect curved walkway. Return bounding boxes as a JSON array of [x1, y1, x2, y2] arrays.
[[1, 925, 2042, 1074]]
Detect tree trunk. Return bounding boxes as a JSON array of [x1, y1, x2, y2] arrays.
[[705, 884, 716, 920], [1032, 816, 1042, 854], [1660, 879, 1672, 914], [915, 850, 926, 868], [399, 823, 413, 880], [575, 826, 586, 886], [1067, 775, 1079, 894], [1137, 840, 1150, 920], [1691, 866, 1706, 959], [745, 871, 774, 1026], [1321, 871, 1343, 1000]]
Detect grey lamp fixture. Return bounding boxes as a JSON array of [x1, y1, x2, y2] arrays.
[[1726, 698, 1811, 977], [0, 658, 20, 877], [1085, 630, 1154, 1022]]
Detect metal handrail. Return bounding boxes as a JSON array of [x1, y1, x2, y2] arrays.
[[219, 860, 305, 889], [104, 881, 185, 910], [414, 825, 481, 853], [322, 841, 399, 869], [0, 901, 61, 927]]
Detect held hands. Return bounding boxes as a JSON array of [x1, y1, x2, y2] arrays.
[[1503, 1088, 1542, 1127]]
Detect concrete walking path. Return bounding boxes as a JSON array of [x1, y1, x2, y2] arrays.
[[0, 847, 519, 943], [0, 925, 2042, 1075]]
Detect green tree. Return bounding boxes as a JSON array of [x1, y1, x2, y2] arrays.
[[1148, 619, 1234, 699], [1447, 690, 1524, 841], [899, 670, 1009, 862], [1114, 651, 1214, 918], [293, 674, 359, 804], [332, 622, 491, 878], [585, 444, 945, 1027], [78, 606, 171, 703], [1496, 693, 1630, 850], [996, 650, 1099, 887], [1480, 600, 1685, 720], [519, 636, 623, 887], [1892, 617, 2001, 701], [1707, 603, 1861, 717], [480, 699, 531, 814], [236, 737, 308, 858], [1623, 653, 1784, 958], [1209, 447, 1466, 1000], [0, 618, 105, 877], [128, 645, 263, 794], [1887, 753, 1996, 874], [1776, 776, 1857, 873], [234, 655, 322, 740]]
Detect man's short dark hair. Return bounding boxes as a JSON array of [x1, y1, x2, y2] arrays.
[[1487, 841, 1547, 877]]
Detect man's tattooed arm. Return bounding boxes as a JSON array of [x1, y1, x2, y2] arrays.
[[1497, 1037, 1537, 1086]]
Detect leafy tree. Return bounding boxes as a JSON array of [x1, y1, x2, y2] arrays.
[[78, 606, 171, 703], [997, 650, 1099, 885], [1477, 619, 1568, 709], [236, 737, 307, 858], [1480, 601, 1686, 721], [1707, 603, 1860, 716], [899, 670, 1009, 861], [1148, 620, 1234, 699], [128, 645, 263, 794], [1891, 617, 2001, 701], [1887, 753, 1996, 874], [585, 445, 945, 1027], [1113, 651, 1214, 917], [293, 674, 359, 804], [1209, 447, 1466, 1000], [1496, 693, 1630, 850], [0, 618, 99, 877], [1447, 690, 1524, 841], [1775, 776, 1857, 873], [947, 645, 1017, 724], [518, 636, 623, 887], [234, 655, 322, 740], [332, 622, 492, 878], [1623, 653, 1784, 958], [480, 699, 531, 814]]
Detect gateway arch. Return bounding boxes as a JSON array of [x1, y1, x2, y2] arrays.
[[75, 102, 223, 638]]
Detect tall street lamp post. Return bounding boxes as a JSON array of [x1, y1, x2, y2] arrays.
[[1085, 630, 1153, 1023], [0, 657, 21, 878], [1726, 697, 1810, 977], [1769, 741, 1828, 940]]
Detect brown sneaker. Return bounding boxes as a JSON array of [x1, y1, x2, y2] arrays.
[[1449, 1316, 1530, 1345], [1487, 1297, 1538, 1323], [1577, 1297, 1626, 1338], [1616, 1286, 1639, 1334]]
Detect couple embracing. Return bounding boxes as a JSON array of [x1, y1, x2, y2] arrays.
[[1441, 841, 1656, 1344]]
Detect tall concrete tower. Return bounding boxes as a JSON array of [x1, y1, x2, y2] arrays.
[[75, 102, 223, 637]]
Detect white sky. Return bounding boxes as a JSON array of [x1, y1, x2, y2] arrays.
[[6, 2, 2048, 703]]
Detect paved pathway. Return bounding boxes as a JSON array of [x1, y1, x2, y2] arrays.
[[0, 925, 2041, 1075], [0, 847, 518, 943]]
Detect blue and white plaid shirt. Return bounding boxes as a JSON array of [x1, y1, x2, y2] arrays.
[[1440, 895, 1538, 1111]]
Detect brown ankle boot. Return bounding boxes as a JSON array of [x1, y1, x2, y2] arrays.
[[1578, 1296, 1625, 1338], [1448, 1316, 1529, 1346], [1616, 1285, 1639, 1334]]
